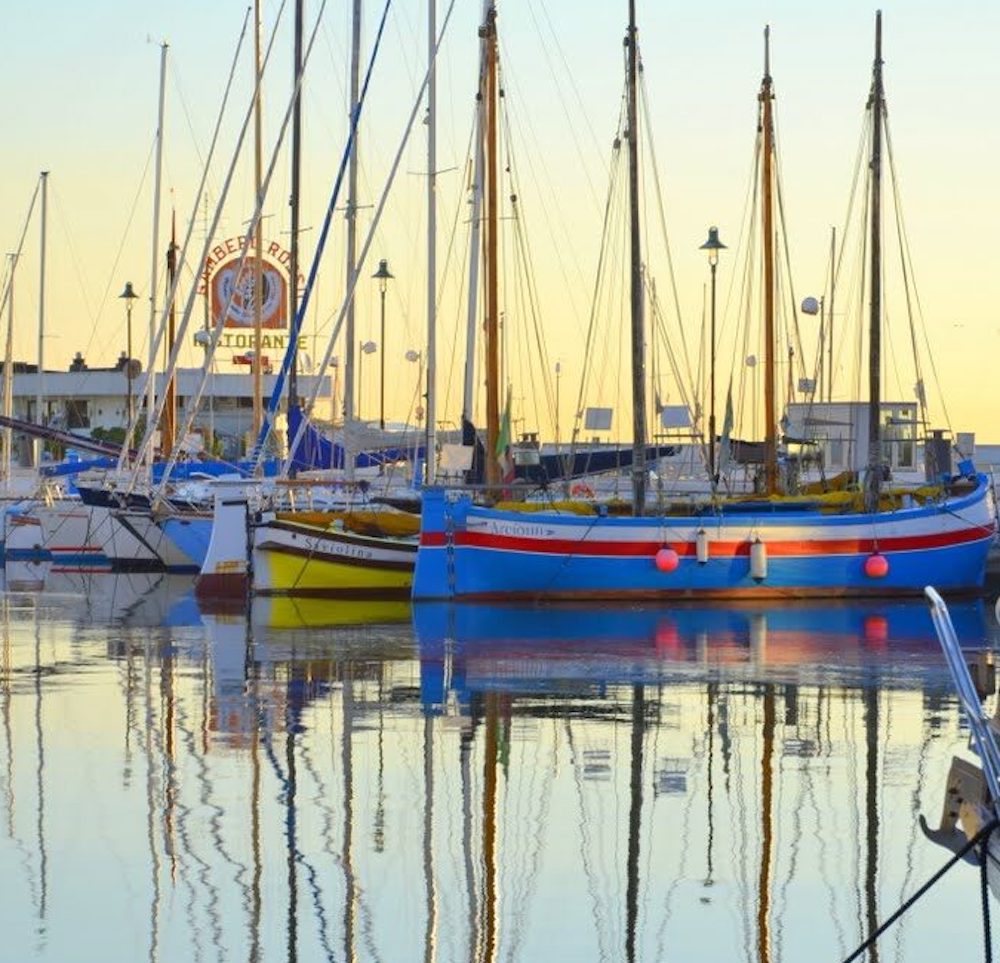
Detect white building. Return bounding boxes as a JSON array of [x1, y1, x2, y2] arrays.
[[5, 354, 331, 463]]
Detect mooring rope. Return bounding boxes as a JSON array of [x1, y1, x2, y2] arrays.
[[842, 818, 998, 963]]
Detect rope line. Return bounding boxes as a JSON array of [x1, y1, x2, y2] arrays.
[[841, 818, 999, 963]]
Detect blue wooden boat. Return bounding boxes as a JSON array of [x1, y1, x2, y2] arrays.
[[413, 12, 996, 602]]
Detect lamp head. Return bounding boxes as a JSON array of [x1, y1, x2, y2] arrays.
[[372, 258, 394, 290], [699, 226, 726, 266], [119, 281, 138, 301]]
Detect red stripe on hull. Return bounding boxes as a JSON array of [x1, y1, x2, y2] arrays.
[[440, 524, 994, 558]]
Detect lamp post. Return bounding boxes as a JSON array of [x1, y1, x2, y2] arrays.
[[118, 281, 139, 431], [699, 226, 726, 481], [372, 258, 394, 430]]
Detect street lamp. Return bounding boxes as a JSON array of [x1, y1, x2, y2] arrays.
[[699, 226, 726, 482], [118, 281, 139, 429], [372, 258, 394, 430]]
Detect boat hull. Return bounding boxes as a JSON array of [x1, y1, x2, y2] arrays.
[[253, 517, 416, 598], [36, 501, 110, 570], [412, 479, 997, 600]]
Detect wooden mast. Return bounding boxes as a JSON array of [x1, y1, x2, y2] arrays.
[[483, 2, 500, 489], [761, 27, 778, 495], [864, 11, 885, 513], [626, 0, 647, 514], [425, 0, 438, 485]]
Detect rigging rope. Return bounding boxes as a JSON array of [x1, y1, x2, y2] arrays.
[[637, 69, 698, 420], [841, 818, 998, 963]]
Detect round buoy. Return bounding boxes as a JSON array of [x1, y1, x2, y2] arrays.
[[864, 553, 889, 579], [864, 614, 889, 644], [655, 547, 680, 573], [654, 621, 680, 650]]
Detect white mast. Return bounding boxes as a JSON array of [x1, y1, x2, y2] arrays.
[[252, 0, 265, 456], [33, 171, 48, 470], [3, 254, 16, 483], [343, 0, 362, 481], [425, 0, 438, 484], [147, 43, 168, 475]]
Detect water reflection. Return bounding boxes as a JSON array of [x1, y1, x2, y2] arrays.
[[0, 577, 997, 961]]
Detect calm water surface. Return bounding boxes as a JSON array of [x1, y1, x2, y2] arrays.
[[1, 566, 999, 962]]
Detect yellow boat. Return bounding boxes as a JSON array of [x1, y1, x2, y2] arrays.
[[253, 510, 417, 597]]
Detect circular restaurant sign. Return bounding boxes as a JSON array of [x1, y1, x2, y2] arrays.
[[211, 254, 288, 329]]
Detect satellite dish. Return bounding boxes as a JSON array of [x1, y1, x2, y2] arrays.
[[193, 329, 213, 348], [405, 349, 420, 363], [800, 296, 820, 316], [746, 355, 757, 368], [361, 340, 377, 355]]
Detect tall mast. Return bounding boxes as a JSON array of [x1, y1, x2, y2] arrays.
[[425, 0, 438, 484], [865, 11, 884, 513], [33, 171, 48, 469], [761, 27, 778, 495], [343, 0, 362, 481], [461, 1, 489, 468], [147, 45, 167, 475], [626, 0, 647, 515], [3, 254, 15, 482], [483, 2, 500, 489], [162, 212, 178, 458], [252, 0, 265, 454], [287, 0, 304, 423]]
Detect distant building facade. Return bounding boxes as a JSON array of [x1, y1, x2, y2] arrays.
[[3, 353, 331, 463]]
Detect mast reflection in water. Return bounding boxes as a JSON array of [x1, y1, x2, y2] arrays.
[[0, 574, 997, 962]]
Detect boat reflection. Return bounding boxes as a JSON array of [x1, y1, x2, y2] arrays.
[[1, 594, 995, 961], [414, 598, 992, 962], [414, 599, 992, 703], [249, 594, 410, 630], [2, 565, 204, 628]]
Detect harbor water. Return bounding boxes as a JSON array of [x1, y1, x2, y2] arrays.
[[2, 566, 1000, 961]]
